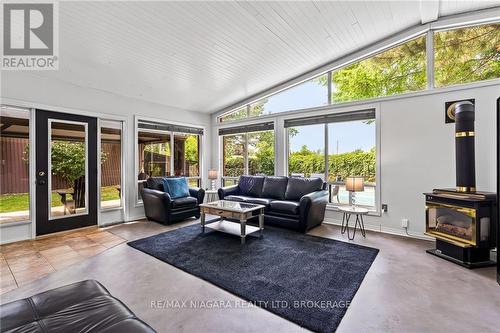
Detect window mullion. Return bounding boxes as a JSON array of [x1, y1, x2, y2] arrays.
[[170, 132, 174, 176], [327, 71, 332, 105], [324, 123, 329, 181], [426, 30, 434, 90], [244, 133, 249, 175]]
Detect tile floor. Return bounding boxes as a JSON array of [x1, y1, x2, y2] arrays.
[[0, 226, 125, 294]]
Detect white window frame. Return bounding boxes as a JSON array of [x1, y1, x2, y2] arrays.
[[219, 121, 277, 187], [284, 105, 381, 214], [134, 117, 203, 205], [173, 131, 202, 187], [0, 105, 34, 227], [98, 119, 124, 212], [215, 14, 500, 123]]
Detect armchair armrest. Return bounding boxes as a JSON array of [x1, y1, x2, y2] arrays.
[[299, 190, 329, 232], [141, 188, 171, 222], [142, 188, 171, 204], [189, 187, 205, 204], [218, 185, 240, 200]]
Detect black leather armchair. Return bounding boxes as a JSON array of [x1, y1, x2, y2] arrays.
[[141, 177, 205, 224], [218, 175, 328, 232]]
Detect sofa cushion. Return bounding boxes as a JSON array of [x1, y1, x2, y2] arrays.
[[225, 195, 251, 202], [285, 177, 323, 201], [171, 196, 198, 208], [269, 200, 300, 215], [146, 177, 164, 191], [261, 176, 288, 200], [245, 198, 274, 208], [238, 175, 265, 197]]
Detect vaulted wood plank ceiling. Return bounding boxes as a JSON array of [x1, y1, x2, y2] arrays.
[[26, 1, 499, 113]]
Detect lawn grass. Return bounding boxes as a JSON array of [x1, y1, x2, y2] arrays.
[[0, 186, 120, 213]]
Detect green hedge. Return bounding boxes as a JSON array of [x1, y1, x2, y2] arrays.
[[224, 148, 375, 182]]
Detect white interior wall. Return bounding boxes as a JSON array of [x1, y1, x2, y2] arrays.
[[1, 72, 212, 244], [211, 82, 499, 239]]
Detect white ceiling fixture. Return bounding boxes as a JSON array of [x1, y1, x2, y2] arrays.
[[7, 1, 498, 114]]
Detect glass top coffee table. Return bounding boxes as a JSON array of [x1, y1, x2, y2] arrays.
[[199, 200, 265, 244]]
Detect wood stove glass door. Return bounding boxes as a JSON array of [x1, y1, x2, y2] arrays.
[[426, 204, 476, 246]]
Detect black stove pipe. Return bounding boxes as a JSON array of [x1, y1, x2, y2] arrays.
[[452, 101, 476, 193]]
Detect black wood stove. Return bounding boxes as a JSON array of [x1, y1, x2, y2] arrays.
[[425, 101, 497, 268]]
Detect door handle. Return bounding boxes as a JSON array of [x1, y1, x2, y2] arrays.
[[37, 171, 47, 185]]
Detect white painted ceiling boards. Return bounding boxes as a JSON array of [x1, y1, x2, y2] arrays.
[[19, 1, 500, 113]]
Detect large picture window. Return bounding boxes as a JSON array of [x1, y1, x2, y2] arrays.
[[434, 23, 500, 87], [136, 120, 203, 202], [222, 134, 245, 184], [288, 124, 325, 178], [0, 106, 31, 224], [100, 120, 122, 210], [219, 75, 328, 122], [218, 23, 498, 123], [331, 35, 426, 103], [174, 133, 201, 187], [220, 123, 274, 186], [220, 107, 248, 122], [250, 75, 328, 116], [328, 120, 376, 207], [286, 109, 377, 209]]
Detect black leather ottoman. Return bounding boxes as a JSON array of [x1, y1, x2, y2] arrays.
[[0, 280, 156, 333]]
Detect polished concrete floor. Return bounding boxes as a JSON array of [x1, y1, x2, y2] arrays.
[[1, 219, 499, 333]]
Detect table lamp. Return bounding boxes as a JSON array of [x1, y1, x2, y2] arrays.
[[346, 176, 364, 207], [208, 169, 218, 190]]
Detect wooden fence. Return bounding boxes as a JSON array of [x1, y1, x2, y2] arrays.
[[0, 138, 121, 194]]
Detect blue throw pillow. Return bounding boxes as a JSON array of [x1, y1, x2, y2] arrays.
[[163, 177, 190, 199], [162, 177, 171, 194]]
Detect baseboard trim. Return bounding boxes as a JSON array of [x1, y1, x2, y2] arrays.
[[323, 218, 435, 242], [126, 214, 146, 222]]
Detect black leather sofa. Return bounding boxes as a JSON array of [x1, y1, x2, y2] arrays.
[[0, 280, 156, 332], [218, 175, 328, 232], [141, 177, 205, 224]]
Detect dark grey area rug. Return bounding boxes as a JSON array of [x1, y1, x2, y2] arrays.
[[128, 224, 379, 333]]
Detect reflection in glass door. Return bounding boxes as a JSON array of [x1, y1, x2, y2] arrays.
[[48, 120, 88, 219]]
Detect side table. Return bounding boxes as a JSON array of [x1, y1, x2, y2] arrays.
[[205, 190, 218, 203], [338, 206, 369, 240]]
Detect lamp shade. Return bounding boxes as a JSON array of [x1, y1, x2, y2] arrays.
[[345, 176, 364, 192], [208, 169, 218, 180]]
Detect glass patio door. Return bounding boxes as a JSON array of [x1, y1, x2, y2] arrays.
[[36, 110, 97, 235]]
